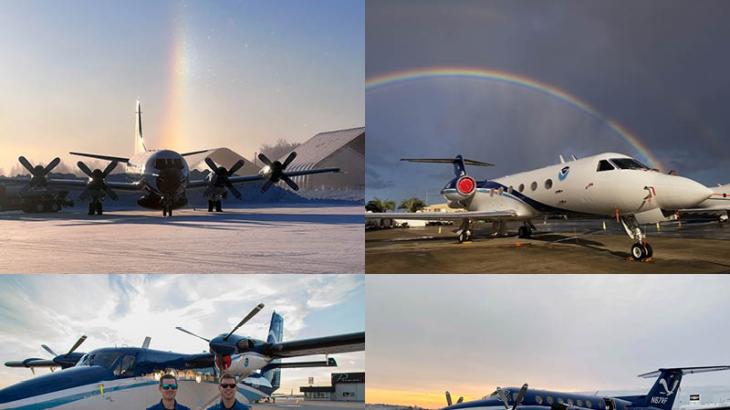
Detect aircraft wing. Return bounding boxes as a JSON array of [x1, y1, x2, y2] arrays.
[[263, 332, 364, 358], [44, 178, 144, 192], [365, 210, 518, 221], [186, 167, 341, 189], [5, 358, 58, 369], [70, 152, 130, 163]]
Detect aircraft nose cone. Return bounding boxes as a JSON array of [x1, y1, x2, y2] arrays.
[[654, 175, 712, 210]]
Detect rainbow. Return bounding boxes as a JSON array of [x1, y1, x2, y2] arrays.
[[160, 3, 190, 150], [366, 67, 665, 171]]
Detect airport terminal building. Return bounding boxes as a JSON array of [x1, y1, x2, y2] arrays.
[[299, 372, 365, 402]]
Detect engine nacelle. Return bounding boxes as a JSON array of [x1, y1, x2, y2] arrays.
[[443, 176, 478, 203], [220, 353, 269, 378]]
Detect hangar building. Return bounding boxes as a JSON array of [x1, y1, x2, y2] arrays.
[[299, 372, 365, 402]]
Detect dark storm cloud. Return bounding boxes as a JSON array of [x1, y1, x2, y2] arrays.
[[366, 0, 730, 201]]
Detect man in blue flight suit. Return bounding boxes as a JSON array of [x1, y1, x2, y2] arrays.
[[147, 374, 191, 410], [206, 373, 252, 410]]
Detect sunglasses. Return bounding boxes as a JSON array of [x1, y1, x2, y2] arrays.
[[220, 383, 237, 389], [161, 383, 178, 390]]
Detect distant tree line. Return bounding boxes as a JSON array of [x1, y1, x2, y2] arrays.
[[366, 197, 426, 213]]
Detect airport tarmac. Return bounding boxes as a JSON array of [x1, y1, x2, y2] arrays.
[[254, 398, 364, 409], [366, 220, 730, 273], [0, 204, 363, 274]]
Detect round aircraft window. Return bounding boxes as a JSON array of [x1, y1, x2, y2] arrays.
[[508, 186, 513, 194], [531, 181, 537, 191], [586, 401, 593, 408], [536, 396, 544, 405], [578, 400, 585, 407], [518, 184, 524, 192], [547, 397, 554, 405], [545, 179, 553, 190], [568, 399, 574, 406]]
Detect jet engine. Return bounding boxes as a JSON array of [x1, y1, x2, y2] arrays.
[[444, 175, 478, 204]]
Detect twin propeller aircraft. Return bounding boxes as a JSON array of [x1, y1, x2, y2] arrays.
[[8, 101, 339, 216], [0, 303, 365, 409]]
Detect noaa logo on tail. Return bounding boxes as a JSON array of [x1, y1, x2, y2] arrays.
[[559, 166, 570, 181], [659, 378, 679, 396]]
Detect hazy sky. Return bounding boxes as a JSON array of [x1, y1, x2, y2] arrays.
[[0, 0, 364, 175], [0, 274, 364, 394], [367, 275, 730, 408], [366, 0, 730, 203]]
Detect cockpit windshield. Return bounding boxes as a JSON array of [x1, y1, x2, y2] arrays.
[[75, 351, 123, 370], [610, 158, 649, 170]]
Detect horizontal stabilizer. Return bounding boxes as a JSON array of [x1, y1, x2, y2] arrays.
[[181, 149, 211, 157], [264, 357, 337, 369], [638, 366, 730, 378], [70, 152, 129, 163], [401, 158, 494, 167]]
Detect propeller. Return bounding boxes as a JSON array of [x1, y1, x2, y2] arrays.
[[175, 327, 211, 343], [495, 384, 528, 410], [41, 335, 87, 358], [17, 156, 61, 192], [204, 157, 245, 199], [224, 303, 265, 341], [175, 303, 265, 355], [77, 161, 118, 201], [445, 391, 464, 407], [258, 152, 299, 192]]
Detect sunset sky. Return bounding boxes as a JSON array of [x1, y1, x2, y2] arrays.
[[0, 0, 364, 175]]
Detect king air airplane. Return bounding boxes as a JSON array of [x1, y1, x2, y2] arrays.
[[10, 101, 339, 216], [442, 366, 730, 410], [366, 153, 722, 260], [0, 304, 365, 409]]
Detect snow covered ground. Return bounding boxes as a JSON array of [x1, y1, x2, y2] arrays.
[[0, 204, 363, 274]]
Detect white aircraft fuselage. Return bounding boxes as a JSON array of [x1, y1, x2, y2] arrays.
[[443, 152, 712, 220]]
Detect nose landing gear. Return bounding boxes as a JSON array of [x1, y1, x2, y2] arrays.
[[621, 216, 653, 261], [457, 219, 473, 244]]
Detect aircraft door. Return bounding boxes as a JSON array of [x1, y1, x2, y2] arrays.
[[603, 398, 616, 410]]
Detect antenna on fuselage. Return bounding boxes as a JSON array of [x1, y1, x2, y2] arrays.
[[559, 155, 566, 164], [571, 154, 578, 161]]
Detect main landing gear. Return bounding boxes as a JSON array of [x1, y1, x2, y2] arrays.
[[517, 221, 535, 239], [620, 216, 653, 261], [456, 219, 473, 244], [88, 201, 103, 215], [162, 205, 173, 217], [207, 200, 223, 212]]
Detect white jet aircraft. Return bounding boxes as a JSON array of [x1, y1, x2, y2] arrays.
[[366, 153, 717, 260]]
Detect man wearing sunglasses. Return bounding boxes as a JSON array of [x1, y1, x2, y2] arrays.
[[206, 373, 251, 410], [147, 374, 191, 410]]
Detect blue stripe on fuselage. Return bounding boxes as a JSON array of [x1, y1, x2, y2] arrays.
[[3, 380, 158, 410]]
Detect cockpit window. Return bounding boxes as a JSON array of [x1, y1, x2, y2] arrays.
[[76, 351, 123, 370], [597, 160, 615, 172], [155, 158, 184, 170], [114, 354, 136, 377], [610, 158, 649, 170]]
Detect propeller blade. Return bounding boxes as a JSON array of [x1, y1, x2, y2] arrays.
[[204, 157, 218, 173], [281, 175, 299, 191], [261, 180, 274, 193], [496, 387, 510, 410], [77, 161, 94, 177], [446, 391, 453, 406], [141, 336, 151, 349], [175, 326, 210, 342], [512, 383, 528, 410], [18, 156, 35, 174], [102, 161, 118, 178], [227, 160, 245, 176], [282, 151, 297, 168], [104, 186, 118, 201], [44, 157, 61, 174], [66, 335, 87, 356], [224, 303, 265, 341], [257, 153, 273, 167], [41, 344, 57, 357], [225, 181, 242, 199], [458, 397, 464, 404]]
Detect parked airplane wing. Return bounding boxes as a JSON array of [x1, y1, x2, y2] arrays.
[[186, 167, 340, 189], [365, 210, 518, 221], [263, 332, 364, 358], [69, 152, 130, 163]]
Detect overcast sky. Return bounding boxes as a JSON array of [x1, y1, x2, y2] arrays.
[[367, 275, 730, 408], [366, 0, 730, 203], [0, 0, 364, 175], [0, 274, 364, 394]]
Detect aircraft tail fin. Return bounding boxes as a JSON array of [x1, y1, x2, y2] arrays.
[[135, 100, 148, 154], [262, 312, 283, 392], [632, 366, 730, 410], [401, 155, 493, 177]]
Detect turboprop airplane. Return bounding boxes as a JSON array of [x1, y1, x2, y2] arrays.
[[442, 366, 730, 410], [365, 153, 717, 260], [8, 100, 339, 216], [4, 336, 88, 374], [0, 304, 365, 409]]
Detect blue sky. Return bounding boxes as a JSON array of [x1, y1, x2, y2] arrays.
[[0, 0, 364, 175], [0, 274, 364, 393]]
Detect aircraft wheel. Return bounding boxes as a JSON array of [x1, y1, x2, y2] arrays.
[[631, 243, 647, 261], [208, 201, 214, 212], [96, 202, 103, 215], [457, 232, 466, 244], [643, 242, 653, 258], [215, 200, 222, 212], [88, 203, 95, 215]]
